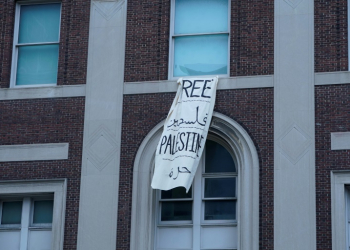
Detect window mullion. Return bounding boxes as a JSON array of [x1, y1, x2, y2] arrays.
[[17, 41, 60, 47], [19, 197, 31, 250], [192, 156, 202, 250], [173, 31, 229, 38]]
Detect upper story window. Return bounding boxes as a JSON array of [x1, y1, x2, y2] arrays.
[[155, 138, 237, 250], [10, 2, 61, 87], [169, 0, 230, 78]]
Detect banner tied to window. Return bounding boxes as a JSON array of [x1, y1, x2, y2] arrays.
[[151, 76, 218, 192]]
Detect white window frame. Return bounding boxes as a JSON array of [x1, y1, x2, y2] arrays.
[[10, 1, 62, 88], [331, 171, 350, 250], [130, 112, 259, 250], [168, 0, 231, 80], [157, 187, 193, 226], [0, 179, 67, 250], [155, 136, 238, 249]]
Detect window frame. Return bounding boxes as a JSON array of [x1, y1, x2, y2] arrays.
[[130, 113, 259, 250], [0, 198, 23, 229], [0, 179, 66, 250], [331, 171, 350, 250], [154, 136, 238, 249], [10, 1, 62, 88], [168, 0, 231, 80], [200, 135, 238, 225], [157, 187, 193, 225], [30, 196, 54, 228]]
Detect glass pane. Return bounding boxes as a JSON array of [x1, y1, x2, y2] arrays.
[[173, 34, 228, 77], [204, 200, 236, 220], [16, 44, 59, 85], [175, 0, 228, 34], [1, 201, 22, 224], [161, 201, 192, 221], [205, 140, 236, 173], [33, 200, 53, 224], [19, 3, 61, 43], [204, 178, 236, 198], [161, 186, 192, 199]]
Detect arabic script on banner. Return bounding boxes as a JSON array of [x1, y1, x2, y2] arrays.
[[151, 76, 218, 192]]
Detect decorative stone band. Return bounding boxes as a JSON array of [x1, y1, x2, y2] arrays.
[[331, 132, 350, 150], [0, 143, 69, 162]]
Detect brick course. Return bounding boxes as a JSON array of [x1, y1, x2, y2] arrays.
[[124, 0, 274, 82], [315, 84, 350, 250], [0, 0, 90, 88], [118, 88, 274, 250], [315, 0, 348, 72], [0, 97, 85, 250]]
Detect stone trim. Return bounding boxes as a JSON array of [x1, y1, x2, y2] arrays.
[[0, 143, 69, 162], [0, 85, 85, 100], [124, 75, 274, 94], [331, 132, 350, 150]]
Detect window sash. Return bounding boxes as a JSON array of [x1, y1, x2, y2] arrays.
[[168, 0, 230, 79], [157, 139, 237, 226], [174, 0, 229, 35], [10, 2, 62, 88]]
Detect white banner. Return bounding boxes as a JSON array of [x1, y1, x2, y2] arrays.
[[151, 76, 218, 191]]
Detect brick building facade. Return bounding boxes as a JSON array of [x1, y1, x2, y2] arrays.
[[0, 0, 349, 250]]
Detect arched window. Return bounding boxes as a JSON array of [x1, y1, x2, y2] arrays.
[[130, 113, 259, 250], [155, 137, 238, 250]]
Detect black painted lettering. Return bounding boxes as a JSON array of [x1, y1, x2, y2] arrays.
[[190, 80, 203, 97], [175, 133, 180, 154], [182, 80, 192, 98], [159, 135, 167, 154], [185, 132, 191, 151], [201, 80, 212, 98], [178, 132, 185, 151], [196, 135, 204, 157], [164, 134, 172, 154], [189, 132, 197, 152], [171, 134, 176, 155]]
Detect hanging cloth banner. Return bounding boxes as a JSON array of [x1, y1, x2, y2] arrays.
[[151, 76, 218, 192]]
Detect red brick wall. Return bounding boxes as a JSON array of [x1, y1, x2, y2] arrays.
[[315, 0, 348, 72], [0, 97, 85, 250], [315, 84, 350, 250], [124, 0, 170, 82], [230, 0, 274, 76], [124, 0, 274, 82], [0, 0, 15, 88], [118, 88, 274, 250], [0, 0, 90, 88]]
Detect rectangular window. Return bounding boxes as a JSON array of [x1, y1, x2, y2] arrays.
[[0, 197, 54, 250], [331, 171, 350, 250], [0, 180, 66, 250], [169, 0, 230, 78], [11, 2, 61, 87]]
